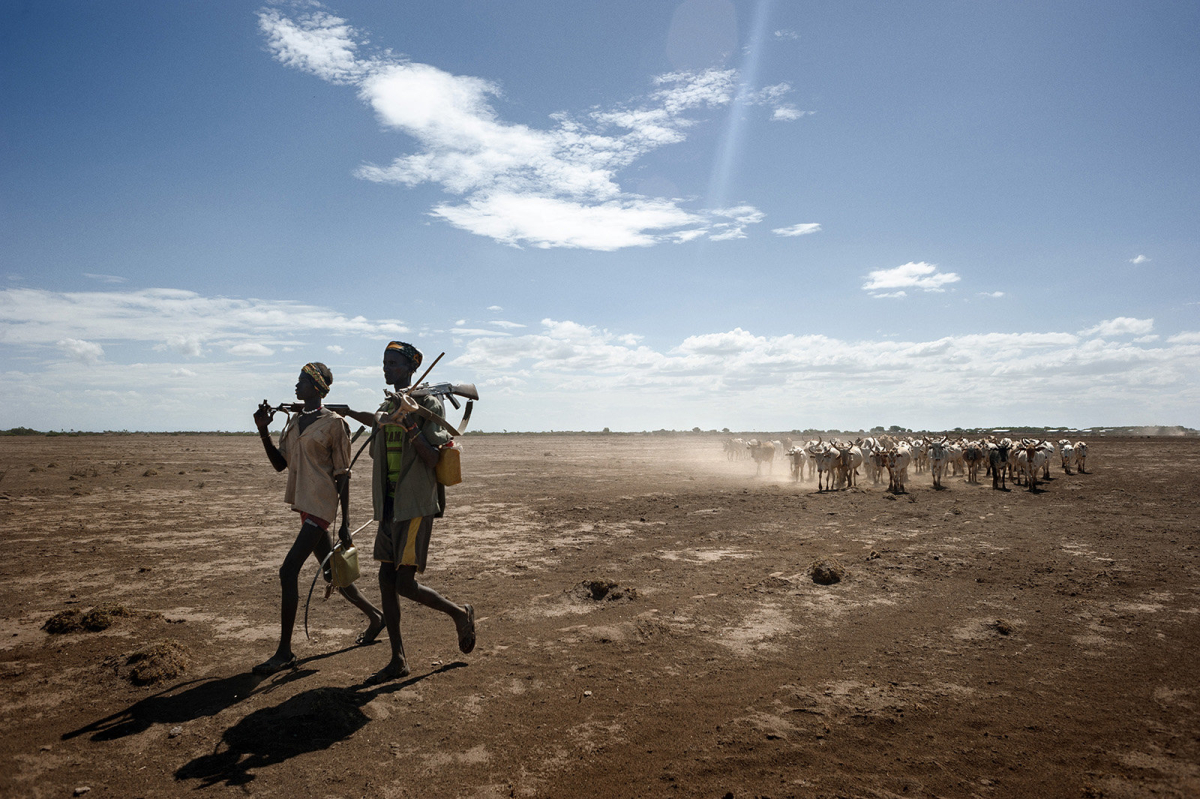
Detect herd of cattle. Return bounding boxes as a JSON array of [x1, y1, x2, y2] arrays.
[[723, 435, 1090, 493]]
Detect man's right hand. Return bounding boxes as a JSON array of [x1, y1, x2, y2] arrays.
[[254, 402, 275, 432]]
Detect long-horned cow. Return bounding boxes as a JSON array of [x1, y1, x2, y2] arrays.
[[926, 437, 949, 489], [884, 443, 912, 494]]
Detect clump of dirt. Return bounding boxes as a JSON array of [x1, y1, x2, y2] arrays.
[[81, 603, 135, 631], [810, 558, 846, 585], [126, 640, 191, 685], [43, 610, 83, 634], [572, 579, 637, 602], [993, 619, 1014, 635], [44, 603, 144, 634], [142, 468, 158, 477]]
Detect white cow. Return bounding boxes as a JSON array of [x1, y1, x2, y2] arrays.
[[1074, 441, 1089, 473], [1058, 439, 1076, 474], [884, 444, 912, 494], [805, 440, 838, 491]]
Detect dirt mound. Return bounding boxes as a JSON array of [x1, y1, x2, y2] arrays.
[[571, 579, 637, 602], [43, 603, 137, 634], [809, 558, 846, 585], [125, 640, 191, 685]]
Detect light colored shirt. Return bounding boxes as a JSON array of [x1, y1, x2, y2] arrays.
[[277, 408, 351, 522]]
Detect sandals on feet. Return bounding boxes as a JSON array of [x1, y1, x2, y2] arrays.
[[457, 604, 476, 655], [365, 661, 410, 686], [251, 654, 296, 676], [356, 618, 385, 646]]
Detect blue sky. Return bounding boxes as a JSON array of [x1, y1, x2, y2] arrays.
[[2, 0, 1198, 432]]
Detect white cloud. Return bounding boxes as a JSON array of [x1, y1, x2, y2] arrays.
[[1130, 254, 1150, 264], [488, 320, 526, 329], [772, 222, 821, 237], [978, 291, 1005, 299], [259, 9, 781, 250], [1080, 317, 1154, 337], [258, 9, 366, 84], [771, 106, 806, 121], [327, 344, 345, 354], [1167, 331, 1200, 344], [0, 288, 410, 348], [57, 338, 104, 364], [229, 342, 274, 357], [871, 291, 907, 299], [774, 29, 799, 40], [82, 273, 127, 284], [863, 262, 960, 295], [487, 305, 503, 312], [6, 307, 1200, 431]]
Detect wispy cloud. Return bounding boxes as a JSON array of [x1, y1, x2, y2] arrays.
[[862, 262, 960, 296], [4, 290, 1199, 430], [0, 288, 410, 348], [978, 291, 1005, 298], [258, 7, 791, 250], [83, 273, 128, 284], [772, 222, 821, 237], [488, 320, 526, 329], [57, 338, 104, 364], [1130, 254, 1150, 264], [773, 29, 799, 41], [1080, 317, 1154, 337]]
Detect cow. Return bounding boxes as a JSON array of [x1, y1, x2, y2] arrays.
[[747, 439, 776, 477], [1074, 441, 1089, 473], [723, 437, 746, 460], [884, 444, 912, 494], [927, 438, 950, 489], [1015, 439, 1048, 492], [832, 440, 862, 489], [786, 447, 806, 481], [858, 438, 885, 485], [989, 440, 1011, 490], [1058, 439, 1076, 474], [962, 440, 985, 484], [805, 439, 838, 491], [1038, 440, 1055, 480]]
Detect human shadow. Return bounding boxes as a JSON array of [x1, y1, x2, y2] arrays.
[[63, 646, 358, 742], [175, 662, 467, 788]]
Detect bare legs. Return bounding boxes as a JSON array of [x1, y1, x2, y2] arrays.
[[253, 521, 384, 675], [373, 563, 471, 681]]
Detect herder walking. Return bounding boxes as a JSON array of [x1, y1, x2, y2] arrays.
[[251, 362, 385, 675], [343, 341, 475, 685]]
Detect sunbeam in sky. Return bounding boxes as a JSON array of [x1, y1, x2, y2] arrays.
[[707, 0, 774, 210]]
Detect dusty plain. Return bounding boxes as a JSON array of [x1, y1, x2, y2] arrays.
[[0, 433, 1198, 799]]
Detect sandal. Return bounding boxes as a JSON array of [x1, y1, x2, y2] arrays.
[[457, 604, 476, 655], [365, 661, 410, 686], [251, 654, 297, 676], [355, 617, 385, 646]]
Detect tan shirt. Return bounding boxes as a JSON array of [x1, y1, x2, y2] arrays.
[[278, 408, 351, 522]]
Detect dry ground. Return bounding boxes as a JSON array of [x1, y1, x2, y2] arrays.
[[0, 433, 1198, 799]]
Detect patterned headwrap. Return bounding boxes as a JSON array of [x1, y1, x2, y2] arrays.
[[385, 341, 423, 369], [301, 362, 332, 397]]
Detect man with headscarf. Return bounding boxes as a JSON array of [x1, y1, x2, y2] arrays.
[[250, 362, 385, 675], [344, 342, 475, 684]]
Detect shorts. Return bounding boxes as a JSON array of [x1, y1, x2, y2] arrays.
[[374, 515, 433, 573], [299, 512, 331, 530]]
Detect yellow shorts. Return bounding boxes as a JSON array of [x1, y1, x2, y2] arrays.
[[373, 515, 433, 573]]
